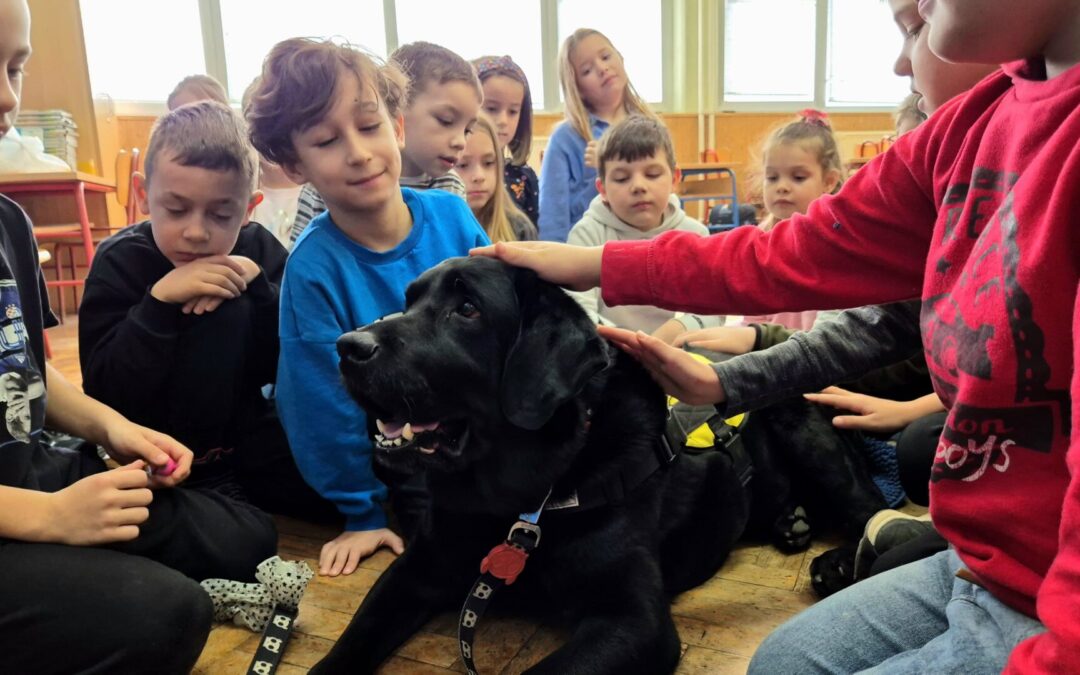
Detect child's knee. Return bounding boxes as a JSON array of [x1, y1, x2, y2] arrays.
[[184, 292, 256, 332], [747, 619, 822, 675], [220, 503, 279, 581], [118, 573, 214, 674]]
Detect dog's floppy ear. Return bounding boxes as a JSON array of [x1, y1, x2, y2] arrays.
[[500, 268, 612, 430]]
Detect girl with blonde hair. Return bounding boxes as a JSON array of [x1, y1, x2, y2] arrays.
[[538, 28, 656, 242], [456, 115, 536, 243]]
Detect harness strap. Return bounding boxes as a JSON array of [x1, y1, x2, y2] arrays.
[[707, 416, 753, 487], [458, 500, 546, 674], [245, 604, 299, 675]]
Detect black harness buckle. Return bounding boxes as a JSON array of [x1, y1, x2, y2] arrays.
[[658, 432, 680, 465]]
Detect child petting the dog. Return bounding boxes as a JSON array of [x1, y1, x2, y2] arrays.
[[0, 3, 275, 671], [247, 38, 490, 576], [566, 115, 720, 344], [475, 0, 1080, 669], [674, 0, 1001, 594], [79, 101, 332, 521]]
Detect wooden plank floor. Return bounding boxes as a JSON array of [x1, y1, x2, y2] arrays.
[[47, 317, 881, 674]]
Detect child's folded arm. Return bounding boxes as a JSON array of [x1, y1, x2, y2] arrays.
[[79, 277, 181, 416], [245, 272, 282, 385], [237, 227, 288, 385]]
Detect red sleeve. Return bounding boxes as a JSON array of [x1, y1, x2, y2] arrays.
[[600, 122, 944, 316], [1005, 283, 1080, 672]]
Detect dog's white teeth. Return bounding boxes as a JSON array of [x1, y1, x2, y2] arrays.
[[393, 438, 402, 446], [419, 446, 436, 455], [375, 433, 386, 442], [376, 419, 387, 434], [402, 423, 414, 441]]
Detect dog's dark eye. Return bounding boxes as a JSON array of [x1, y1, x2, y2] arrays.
[[456, 300, 480, 319]]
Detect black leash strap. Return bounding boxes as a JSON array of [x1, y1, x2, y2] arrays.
[[458, 509, 545, 674], [246, 604, 299, 675]]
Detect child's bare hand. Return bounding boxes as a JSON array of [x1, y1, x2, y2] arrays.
[[319, 528, 405, 577], [101, 417, 193, 488], [584, 140, 599, 169], [44, 462, 153, 545], [599, 326, 727, 405], [804, 386, 920, 433], [178, 257, 262, 314], [470, 241, 603, 291], [181, 296, 226, 315], [229, 255, 262, 284], [151, 255, 248, 306], [674, 326, 757, 355], [651, 318, 688, 345]]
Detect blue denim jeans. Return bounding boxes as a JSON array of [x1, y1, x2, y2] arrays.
[[748, 549, 1045, 674]]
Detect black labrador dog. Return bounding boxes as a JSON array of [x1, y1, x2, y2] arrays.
[[311, 257, 750, 674]]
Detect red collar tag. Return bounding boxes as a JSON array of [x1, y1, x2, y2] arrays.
[[480, 543, 530, 585]]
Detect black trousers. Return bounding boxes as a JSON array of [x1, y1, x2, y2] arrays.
[[894, 411, 947, 507], [0, 448, 278, 674], [164, 295, 339, 523]]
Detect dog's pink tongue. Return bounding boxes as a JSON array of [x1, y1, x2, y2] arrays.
[[376, 419, 404, 439], [411, 421, 441, 432]]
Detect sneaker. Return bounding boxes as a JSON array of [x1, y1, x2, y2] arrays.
[[853, 509, 935, 579]]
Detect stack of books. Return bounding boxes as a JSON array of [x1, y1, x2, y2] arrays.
[[16, 109, 79, 170]]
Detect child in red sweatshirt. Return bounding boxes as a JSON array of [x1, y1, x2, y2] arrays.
[[474, 1, 1080, 670]]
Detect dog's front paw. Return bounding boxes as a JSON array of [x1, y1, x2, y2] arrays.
[[809, 545, 857, 598], [771, 505, 812, 552]]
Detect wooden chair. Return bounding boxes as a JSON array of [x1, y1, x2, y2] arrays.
[[676, 152, 740, 232], [39, 148, 141, 321], [119, 147, 142, 225], [33, 196, 96, 323]]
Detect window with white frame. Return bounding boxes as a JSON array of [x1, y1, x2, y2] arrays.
[[78, 0, 665, 110], [77, 0, 909, 112], [826, 0, 909, 106], [219, 1, 387, 102], [81, 0, 205, 103], [556, 0, 664, 104], [395, 0, 545, 108], [723, 0, 816, 103], [722, 0, 910, 108]]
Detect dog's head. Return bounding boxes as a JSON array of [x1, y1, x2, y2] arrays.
[[337, 257, 613, 474]]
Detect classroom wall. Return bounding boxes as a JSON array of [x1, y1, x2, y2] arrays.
[[115, 111, 892, 201]]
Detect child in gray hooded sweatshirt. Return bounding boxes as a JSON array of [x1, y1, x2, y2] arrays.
[[566, 116, 722, 343]]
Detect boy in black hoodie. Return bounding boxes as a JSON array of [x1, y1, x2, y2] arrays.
[[79, 101, 332, 520]]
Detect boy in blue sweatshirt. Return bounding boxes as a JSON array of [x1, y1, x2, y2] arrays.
[[247, 38, 489, 576]]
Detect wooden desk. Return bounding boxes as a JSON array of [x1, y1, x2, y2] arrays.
[[0, 171, 116, 264], [0, 171, 116, 317]]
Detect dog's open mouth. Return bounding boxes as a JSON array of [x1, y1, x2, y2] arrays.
[[373, 418, 469, 457]]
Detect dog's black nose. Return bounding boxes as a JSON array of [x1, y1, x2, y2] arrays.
[[337, 331, 379, 361]]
